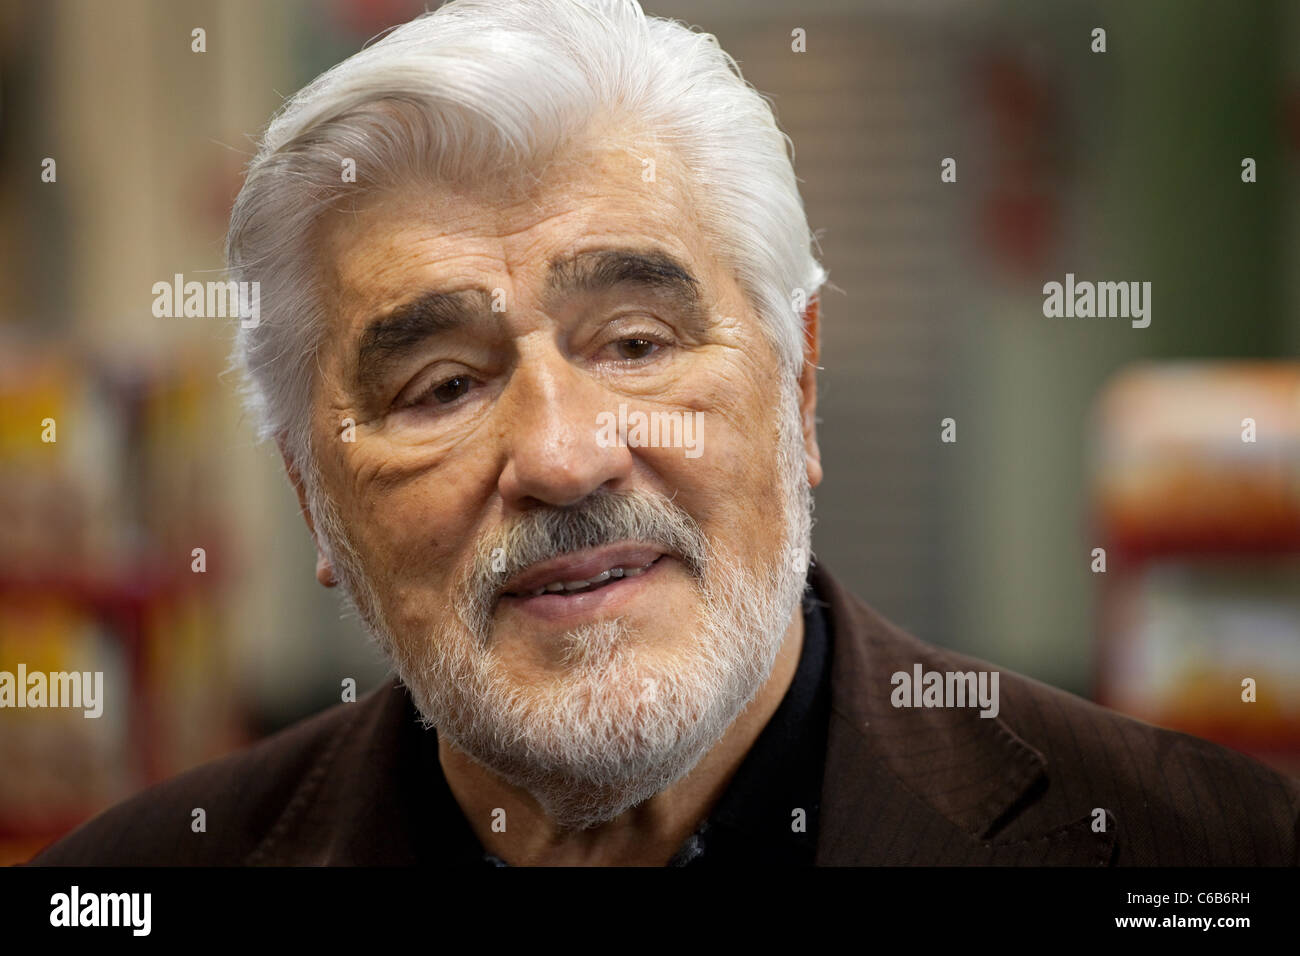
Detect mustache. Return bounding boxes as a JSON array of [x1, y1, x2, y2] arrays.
[[454, 488, 710, 636]]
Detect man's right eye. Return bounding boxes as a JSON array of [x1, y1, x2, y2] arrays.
[[404, 374, 473, 408]]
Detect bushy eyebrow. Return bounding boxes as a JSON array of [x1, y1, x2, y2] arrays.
[[352, 247, 704, 397], [354, 288, 493, 394], [544, 248, 703, 318]]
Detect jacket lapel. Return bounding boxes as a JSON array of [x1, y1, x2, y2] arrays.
[[810, 564, 1116, 865], [247, 679, 436, 865]]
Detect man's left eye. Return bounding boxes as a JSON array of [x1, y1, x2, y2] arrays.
[[614, 337, 660, 361]]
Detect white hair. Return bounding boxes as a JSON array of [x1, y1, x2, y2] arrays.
[[226, 0, 826, 471]]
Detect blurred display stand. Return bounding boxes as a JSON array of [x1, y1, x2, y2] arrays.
[[1092, 362, 1300, 776], [0, 333, 244, 864]]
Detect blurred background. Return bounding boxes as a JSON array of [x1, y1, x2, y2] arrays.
[[1, 0, 1298, 863]]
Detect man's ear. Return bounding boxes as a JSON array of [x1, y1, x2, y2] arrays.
[[798, 294, 824, 489], [277, 437, 338, 589]]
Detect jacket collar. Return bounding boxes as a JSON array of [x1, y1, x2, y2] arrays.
[[246, 678, 463, 865], [809, 562, 1115, 865]]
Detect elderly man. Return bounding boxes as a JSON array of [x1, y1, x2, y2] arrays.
[[33, 0, 1299, 867]]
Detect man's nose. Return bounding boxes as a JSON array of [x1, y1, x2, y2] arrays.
[[495, 351, 635, 510]]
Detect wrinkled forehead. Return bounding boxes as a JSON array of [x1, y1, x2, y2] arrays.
[[311, 133, 713, 320]]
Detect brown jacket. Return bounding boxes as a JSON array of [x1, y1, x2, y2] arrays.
[[30, 564, 1300, 865]]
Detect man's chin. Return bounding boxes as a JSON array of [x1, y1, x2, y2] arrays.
[[408, 629, 757, 827], [456, 699, 728, 833]]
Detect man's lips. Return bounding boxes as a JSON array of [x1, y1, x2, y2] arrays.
[[499, 543, 667, 598]]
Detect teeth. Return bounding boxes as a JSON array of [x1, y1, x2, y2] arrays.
[[517, 559, 656, 597]]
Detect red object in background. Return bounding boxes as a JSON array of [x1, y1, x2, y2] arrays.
[[1285, 87, 1300, 158], [337, 0, 427, 39], [974, 52, 1063, 277], [0, 345, 244, 864], [982, 190, 1059, 278], [1093, 363, 1300, 560]]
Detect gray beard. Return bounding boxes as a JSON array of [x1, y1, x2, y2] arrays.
[[307, 380, 814, 831]]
